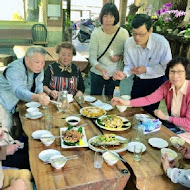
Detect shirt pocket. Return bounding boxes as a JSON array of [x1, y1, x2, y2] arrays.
[[148, 58, 160, 66]]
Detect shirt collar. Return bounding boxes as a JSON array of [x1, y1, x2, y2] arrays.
[[169, 80, 188, 95], [134, 34, 152, 50]]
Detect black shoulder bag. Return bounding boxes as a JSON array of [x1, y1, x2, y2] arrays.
[[97, 27, 120, 61]]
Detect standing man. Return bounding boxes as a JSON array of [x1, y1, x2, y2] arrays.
[[114, 14, 172, 115], [0, 46, 50, 132]]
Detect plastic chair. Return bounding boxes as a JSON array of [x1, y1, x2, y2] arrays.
[[31, 24, 48, 47]]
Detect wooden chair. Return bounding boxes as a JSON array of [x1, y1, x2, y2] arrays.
[[31, 24, 48, 47]]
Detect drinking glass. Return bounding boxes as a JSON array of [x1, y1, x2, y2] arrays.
[[94, 152, 103, 168], [134, 144, 143, 161], [135, 125, 144, 142], [57, 91, 69, 113]]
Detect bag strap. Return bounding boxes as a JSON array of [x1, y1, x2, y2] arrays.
[[97, 27, 120, 61]]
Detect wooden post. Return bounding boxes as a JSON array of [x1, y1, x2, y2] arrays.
[[119, 0, 128, 26]]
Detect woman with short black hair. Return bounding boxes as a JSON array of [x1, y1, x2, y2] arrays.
[[89, 3, 129, 95]]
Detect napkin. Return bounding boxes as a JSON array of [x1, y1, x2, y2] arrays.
[[90, 100, 113, 111]]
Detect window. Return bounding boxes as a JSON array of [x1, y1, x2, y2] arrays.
[[0, 0, 43, 22]]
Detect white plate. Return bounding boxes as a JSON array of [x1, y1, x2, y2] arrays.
[[127, 142, 146, 153], [148, 137, 168, 149], [32, 130, 52, 139], [25, 102, 41, 108], [84, 95, 96, 102], [88, 135, 128, 153], [60, 126, 88, 148], [25, 112, 43, 119], [96, 115, 131, 131], [39, 149, 61, 162], [90, 100, 113, 111]]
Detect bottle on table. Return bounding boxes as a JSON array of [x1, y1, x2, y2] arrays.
[[113, 86, 120, 97]]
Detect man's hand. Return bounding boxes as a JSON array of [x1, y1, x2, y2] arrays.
[[131, 66, 146, 74], [161, 153, 176, 173], [113, 71, 126, 80], [178, 146, 190, 159], [6, 144, 20, 156], [154, 109, 168, 120]]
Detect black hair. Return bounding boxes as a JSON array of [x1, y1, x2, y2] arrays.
[[132, 14, 153, 31], [99, 3, 119, 25], [165, 56, 190, 80]]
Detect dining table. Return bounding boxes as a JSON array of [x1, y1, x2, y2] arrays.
[[17, 95, 190, 190], [13, 45, 89, 71], [18, 98, 130, 190]]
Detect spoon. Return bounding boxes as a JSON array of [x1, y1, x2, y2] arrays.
[[44, 155, 78, 164]]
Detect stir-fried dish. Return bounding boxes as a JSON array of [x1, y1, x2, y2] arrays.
[[81, 107, 105, 118]]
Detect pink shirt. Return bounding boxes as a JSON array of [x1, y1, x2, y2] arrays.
[[130, 80, 190, 132]]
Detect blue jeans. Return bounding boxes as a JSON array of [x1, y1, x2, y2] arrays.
[[90, 72, 120, 95]]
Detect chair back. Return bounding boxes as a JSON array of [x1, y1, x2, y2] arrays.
[[31, 24, 47, 45]]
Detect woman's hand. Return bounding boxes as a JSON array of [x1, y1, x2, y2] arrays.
[[50, 90, 59, 99], [102, 70, 110, 80], [38, 93, 50, 106], [154, 109, 168, 120], [110, 55, 122, 62], [75, 91, 83, 97], [9, 178, 27, 190], [0, 129, 4, 140], [6, 144, 20, 156], [161, 153, 176, 173], [113, 71, 126, 80], [178, 146, 190, 159], [111, 97, 130, 106]]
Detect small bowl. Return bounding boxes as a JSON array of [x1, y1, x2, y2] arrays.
[[66, 116, 80, 126], [170, 137, 185, 148], [120, 95, 131, 101], [27, 107, 39, 114], [40, 134, 55, 146], [116, 105, 127, 112], [161, 148, 177, 161], [103, 151, 119, 166], [50, 155, 67, 169], [68, 94, 74, 103]]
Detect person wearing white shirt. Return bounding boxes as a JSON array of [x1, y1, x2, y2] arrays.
[[114, 14, 172, 115], [161, 146, 190, 188]]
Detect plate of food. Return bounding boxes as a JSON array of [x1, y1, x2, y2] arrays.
[[148, 137, 168, 149], [39, 149, 61, 162], [25, 101, 41, 108], [88, 134, 129, 153], [80, 106, 106, 118], [96, 115, 131, 131], [60, 126, 88, 148]]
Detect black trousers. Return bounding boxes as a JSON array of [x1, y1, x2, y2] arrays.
[[131, 75, 168, 116]]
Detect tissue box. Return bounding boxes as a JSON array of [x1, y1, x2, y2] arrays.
[[137, 119, 162, 134]]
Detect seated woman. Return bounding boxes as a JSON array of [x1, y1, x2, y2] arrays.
[[0, 129, 32, 190], [161, 146, 190, 188], [43, 42, 85, 99], [111, 57, 190, 133]]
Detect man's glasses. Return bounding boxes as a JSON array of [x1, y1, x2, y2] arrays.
[[132, 32, 148, 37], [169, 70, 185, 75]]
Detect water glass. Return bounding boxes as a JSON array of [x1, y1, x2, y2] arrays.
[[78, 95, 84, 104], [134, 144, 143, 161], [57, 91, 69, 113], [135, 125, 144, 142], [94, 152, 103, 168]]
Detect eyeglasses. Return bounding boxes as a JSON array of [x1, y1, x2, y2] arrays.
[[132, 32, 148, 37], [169, 70, 185, 75]]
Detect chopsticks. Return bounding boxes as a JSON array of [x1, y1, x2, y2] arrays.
[[101, 146, 127, 163]]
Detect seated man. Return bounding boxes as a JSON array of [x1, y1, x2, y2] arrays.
[[0, 46, 50, 132]]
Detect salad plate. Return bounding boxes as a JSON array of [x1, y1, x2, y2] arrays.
[[96, 115, 131, 131], [25, 102, 41, 108], [88, 134, 128, 153], [39, 149, 61, 162], [32, 130, 52, 139], [60, 126, 88, 148], [127, 142, 146, 153], [148, 137, 168, 149]]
